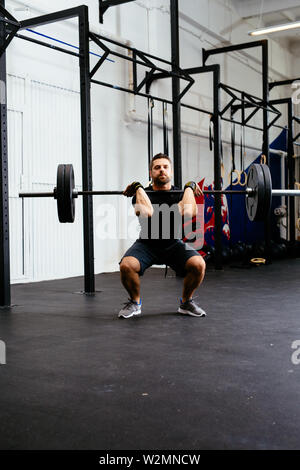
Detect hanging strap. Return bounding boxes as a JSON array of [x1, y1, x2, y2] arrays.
[[162, 101, 169, 155], [220, 138, 225, 181], [239, 124, 247, 187], [231, 119, 236, 173], [228, 119, 240, 186], [147, 97, 154, 173], [209, 114, 214, 151]]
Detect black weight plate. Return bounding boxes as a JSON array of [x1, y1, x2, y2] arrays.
[[246, 163, 266, 221], [57, 164, 66, 223], [56, 164, 75, 223], [260, 163, 272, 220], [64, 164, 76, 223]]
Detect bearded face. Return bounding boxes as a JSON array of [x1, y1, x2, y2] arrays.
[[150, 158, 172, 188]]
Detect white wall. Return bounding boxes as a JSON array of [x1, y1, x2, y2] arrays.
[[5, 0, 299, 282]]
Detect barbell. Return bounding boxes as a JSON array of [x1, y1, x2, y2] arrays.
[[18, 163, 300, 224]]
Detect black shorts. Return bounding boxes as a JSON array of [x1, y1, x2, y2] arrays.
[[119, 239, 202, 277]]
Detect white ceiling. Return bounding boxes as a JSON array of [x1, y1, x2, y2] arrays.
[[232, 0, 300, 44]]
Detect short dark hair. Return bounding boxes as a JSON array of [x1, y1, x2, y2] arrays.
[[150, 153, 172, 169]]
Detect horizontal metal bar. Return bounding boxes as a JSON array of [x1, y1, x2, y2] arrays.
[[101, 0, 135, 7], [221, 116, 264, 132], [20, 188, 300, 198], [15, 33, 81, 57], [20, 6, 84, 29], [16, 30, 114, 62], [76, 189, 250, 195], [181, 102, 212, 115], [269, 98, 291, 106], [204, 40, 265, 59], [183, 64, 220, 75], [19, 192, 55, 198], [272, 190, 300, 196], [20, 188, 251, 198], [91, 77, 211, 113], [106, 48, 158, 72], [91, 77, 174, 105], [232, 101, 281, 115], [269, 78, 300, 90], [146, 63, 220, 91], [90, 38, 191, 83]]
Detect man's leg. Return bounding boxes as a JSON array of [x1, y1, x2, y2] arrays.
[[182, 255, 206, 302], [177, 254, 207, 317], [118, 241, 159, 318], [119, 256, 141, 303]]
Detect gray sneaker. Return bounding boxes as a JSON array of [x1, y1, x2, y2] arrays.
[[118, 299, 142, 319], [178, 298, 206, 317]]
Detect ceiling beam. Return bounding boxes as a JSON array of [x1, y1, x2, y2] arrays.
[[281, 10, 296, 22], [232, 0, 300, 19]]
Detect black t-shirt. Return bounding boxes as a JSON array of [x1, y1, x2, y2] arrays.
[[132, 185, 184, 248]]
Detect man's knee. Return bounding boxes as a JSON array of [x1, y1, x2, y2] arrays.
[[185, 255, 206, 276], [120, 256, 141, 274]]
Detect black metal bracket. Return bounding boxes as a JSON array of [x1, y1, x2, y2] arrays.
[[89, 31, 194, 102], [293, 131, 300, 143], [99, 0, 135, 23], [202, 40, 267, 66], [270, 83, 300, 142], [269, 78, 300, 90], [0, 5, 20, 57], [144, 68, 194, 103], [19, 6, 85, 29], [227, 83, 281, 130]]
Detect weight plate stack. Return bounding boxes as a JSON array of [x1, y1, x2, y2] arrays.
[[246, 163, 270, 222], [56, 164, 76, 223]]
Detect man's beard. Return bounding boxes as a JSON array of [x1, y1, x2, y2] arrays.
[[153, 175, 171, 186]]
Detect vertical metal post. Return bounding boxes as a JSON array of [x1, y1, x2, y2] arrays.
[[262, 40, 269, 164], [262, 40, 271, 261], [287, 98, 295, 244], [170, 0, 182, 187], [78, 6, 95, 294], [213, 65, 222, 270], [0, 0, 11, 307]]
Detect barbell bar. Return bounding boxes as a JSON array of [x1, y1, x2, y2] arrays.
[[18, 163, 300, 224]]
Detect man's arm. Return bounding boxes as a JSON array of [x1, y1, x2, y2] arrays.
[[123, 182, 153, 218], [134, 188, 153, 217], [178, 182, 202, 218]]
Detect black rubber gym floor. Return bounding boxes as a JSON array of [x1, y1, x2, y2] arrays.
[[0, 259, 300, 450]]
